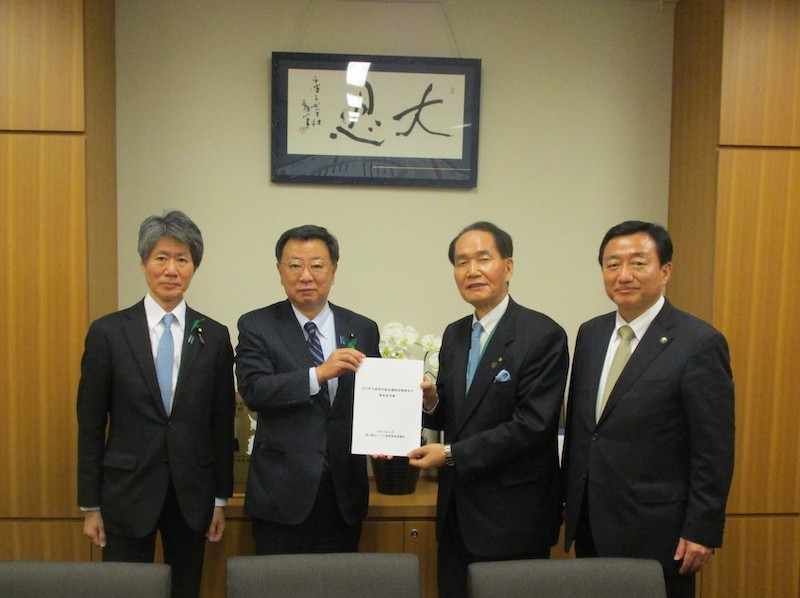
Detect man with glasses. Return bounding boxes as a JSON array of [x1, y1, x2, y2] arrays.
[[235, 224, 380, 554]]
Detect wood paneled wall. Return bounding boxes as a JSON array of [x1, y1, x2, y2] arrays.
[[0, 0, 84, 131], [0, 0, 116, 562], [715, 149, 800, 515], [700, 516, 800, 597], [720, 1, 800, 147], [667, 0, 724, 322], [0, 135, 86, 517], [670, 1, 800, 595]]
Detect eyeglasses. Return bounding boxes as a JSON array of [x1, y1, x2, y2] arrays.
[[280, 259, 331, 277]]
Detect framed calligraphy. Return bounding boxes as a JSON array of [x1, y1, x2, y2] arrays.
[[271, 52, 481, 187]]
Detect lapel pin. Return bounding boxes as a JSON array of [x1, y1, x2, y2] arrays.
[[660, 337, 669, 345], [188, 318, 206, 345]]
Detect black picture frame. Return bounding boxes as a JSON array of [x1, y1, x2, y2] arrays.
[[271, 51, 481, 188]]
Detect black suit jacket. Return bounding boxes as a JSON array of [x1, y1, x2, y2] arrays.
[[425, 297, 569, 558], [235, 300, 380, 526], [563, 299, 735, 573], [77, 300, 235, 537]]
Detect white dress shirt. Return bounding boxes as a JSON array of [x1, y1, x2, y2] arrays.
[[144, 294, 186, 400], [595, 295, 666, 416], [292, 302, 339, 403]]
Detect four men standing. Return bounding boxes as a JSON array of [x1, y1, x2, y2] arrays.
[[77, 215, 733, 598]]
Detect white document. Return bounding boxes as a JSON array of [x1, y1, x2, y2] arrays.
[[351, 357, 423, 456]]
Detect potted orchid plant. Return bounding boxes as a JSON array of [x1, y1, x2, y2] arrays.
[[371, 322, 442, 494]]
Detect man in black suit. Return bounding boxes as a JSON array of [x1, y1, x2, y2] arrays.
[[77, 210, 235, 598], [407, 222, 569, 598], [563, 221, 735, 598], [235, 224, 380, 554]]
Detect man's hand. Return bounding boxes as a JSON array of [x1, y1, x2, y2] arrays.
[[315, 348, 366, 383], [83, 510, 106, 548], [421, 378, 438, 411], [206, 506, 226, 542], [674, 537, 713, 574], [407, 443, 446, 469]]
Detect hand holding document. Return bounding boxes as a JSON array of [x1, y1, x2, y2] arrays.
[[351, 357, 423, 457]]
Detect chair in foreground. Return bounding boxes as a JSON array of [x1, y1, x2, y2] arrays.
[[227, 553, 420, 598], [468, 557, 666, 598], [0, 561, 171, 598]]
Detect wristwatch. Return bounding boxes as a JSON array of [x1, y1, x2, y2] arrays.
[[443, 444, 455, 467]]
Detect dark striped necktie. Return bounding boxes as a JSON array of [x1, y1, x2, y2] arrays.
[[304, 321, 330, 410]]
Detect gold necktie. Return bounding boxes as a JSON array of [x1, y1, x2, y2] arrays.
[[598, 325, 635, 421]]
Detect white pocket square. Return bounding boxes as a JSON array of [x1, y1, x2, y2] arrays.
[[494, 369, 511, 383]]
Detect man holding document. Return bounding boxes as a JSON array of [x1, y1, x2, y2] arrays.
[[235, 225, 380, 554], [407, 222, 569, 598]]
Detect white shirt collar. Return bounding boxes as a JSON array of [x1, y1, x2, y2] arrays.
[[291, 302, 333, 339], [615, 295, 665, 340], [472, 293, 510, 337], [144, 293, 187, 331]]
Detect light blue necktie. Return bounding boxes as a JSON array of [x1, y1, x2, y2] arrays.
[[156, 313, 175, 414], [466, 321, 483, 390]]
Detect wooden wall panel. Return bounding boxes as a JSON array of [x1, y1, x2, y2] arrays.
[[83, 0, 118, 321], [699, 515, 800, 597], [714, 149, 800, 514], [360, 520, 406, 553], [0, 0, 84, 132], [405, 520, 438, 598], [667, 0, 724, 322], [720, 0, 800, 147], [0, 135, 87, 517], [671, 4, 800, 595], [0, 521, 90, 561]]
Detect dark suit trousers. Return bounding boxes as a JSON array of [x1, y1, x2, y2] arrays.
[[574, 491, 695, 598], [438, 497, 550, 598], [251, 471, 362, 555], [103, 481, 206, 598]]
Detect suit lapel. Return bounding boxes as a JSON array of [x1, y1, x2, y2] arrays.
[[455, 303, 517, 434], [585, 314, 615, 417], [277, 300, 315, 369], [122, 301, 166, 415], [448, 317, 471, 430], [331, 305, 353, 352], [599, 301, 676, 421], [330, 305, 356, 413], [280, 301, 349, 415], [174, 307, 202, 410]]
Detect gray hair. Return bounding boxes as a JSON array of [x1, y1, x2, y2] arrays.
[[138, 210, 204, 268]]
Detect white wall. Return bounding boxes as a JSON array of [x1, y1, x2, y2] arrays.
[[116, 0, 674, 354]]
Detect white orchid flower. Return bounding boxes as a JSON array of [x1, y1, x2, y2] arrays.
[[381, 322, 405, 344], [420, 334, 442, 352], [380, 323, 440, 379]]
